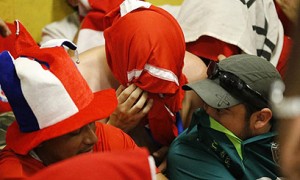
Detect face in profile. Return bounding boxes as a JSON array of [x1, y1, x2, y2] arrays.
[[203, 102, 254, 140], [34, 122, 98, 166]]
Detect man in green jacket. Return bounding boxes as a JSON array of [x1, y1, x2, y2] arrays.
[[167, 54, 283, 179]]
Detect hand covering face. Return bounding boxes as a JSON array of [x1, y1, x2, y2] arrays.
[[103, 0, 187, 146]]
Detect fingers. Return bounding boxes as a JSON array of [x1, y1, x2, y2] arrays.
[[125, 86, 143, 108], [115, 83, 153, 115], [0, 19, 11, 37], [117, 84, 137, 103], [141, 98, 153, 115], [217, 54, 226, 61], [131, 98, 153, 120], [129, 91, 148, 114], [115, 84, 126, 96], [110, 84, 153, 132], [152, 146, 169, 173], [158, 159, 167, 173], [152, 146, 169, 159]]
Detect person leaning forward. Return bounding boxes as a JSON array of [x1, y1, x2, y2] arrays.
[[167, 54, 283, 179], [0, 20, 163, 180]]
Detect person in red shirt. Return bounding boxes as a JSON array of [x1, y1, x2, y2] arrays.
[[0, 20, 164, 179]]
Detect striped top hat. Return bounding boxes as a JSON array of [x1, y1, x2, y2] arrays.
[[0, 20, 117, 155]]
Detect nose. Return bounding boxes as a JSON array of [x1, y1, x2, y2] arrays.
[[83, 124, 98, 145]]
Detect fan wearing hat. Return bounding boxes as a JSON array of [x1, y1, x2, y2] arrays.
[[167, 54, 283, 179], [0, 20, 164, 179]]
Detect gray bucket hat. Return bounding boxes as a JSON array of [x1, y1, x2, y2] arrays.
[[183, 54, 282, 109]]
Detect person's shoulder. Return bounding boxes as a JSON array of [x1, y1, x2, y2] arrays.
[[95, 122, 136, 149], [96, 121, 126, 133], [0, 146, 44, 179]]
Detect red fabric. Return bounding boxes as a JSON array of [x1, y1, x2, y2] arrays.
[[94, 122, 139, 151], [0, 101, 11, 113], [276, 32, 293, 78], [0, 147, 46, 179], [80, 0, 124, 30], [104, 5, 187, 146], [0, 23, 17, 58], [29, 148, 153, 180], [186, 35, 240, 61], [0, 122, 139, 179]]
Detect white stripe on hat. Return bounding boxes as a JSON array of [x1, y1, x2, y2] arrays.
[[127, 63, 179, 86], [14, 57, 78, 129]]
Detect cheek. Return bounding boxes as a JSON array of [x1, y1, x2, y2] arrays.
[[204, 107, 219, 119], [55, 137, 83, 159], [213, 113, 244, 133]]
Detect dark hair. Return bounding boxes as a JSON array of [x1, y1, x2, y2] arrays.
[[244, 102, 275, 126], [243, 102, 258, 121]]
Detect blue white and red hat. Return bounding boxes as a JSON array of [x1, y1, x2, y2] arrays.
[[0, 20, 117, 155]]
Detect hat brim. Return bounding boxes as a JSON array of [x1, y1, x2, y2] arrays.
[[6, 89, 117, 155], [183, 79, 241, 109]]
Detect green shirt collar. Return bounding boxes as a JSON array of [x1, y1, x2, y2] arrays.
[[209, 116, 243, 159]]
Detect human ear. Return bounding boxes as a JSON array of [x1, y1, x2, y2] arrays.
[[252, 108, 272, 129]]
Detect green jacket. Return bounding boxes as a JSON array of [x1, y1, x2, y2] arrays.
[[167, 109, 281, 180]]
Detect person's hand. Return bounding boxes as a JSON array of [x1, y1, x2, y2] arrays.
[[0, 19, 11, 37], [152, 146, 169, 173], [107, 84, 153, 132]]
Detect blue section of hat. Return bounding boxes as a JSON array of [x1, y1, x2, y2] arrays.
[[0, 51, 40, 132]]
